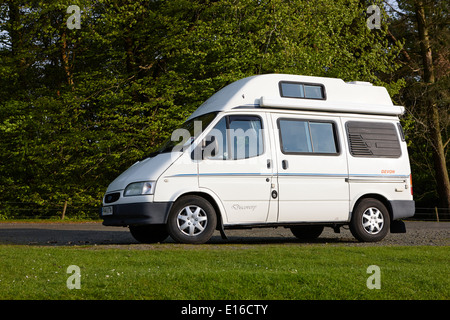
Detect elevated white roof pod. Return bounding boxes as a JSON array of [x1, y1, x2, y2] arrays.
[[188, 74, 404, 120]]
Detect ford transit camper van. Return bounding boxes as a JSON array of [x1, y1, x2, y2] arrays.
[[101, 74, 415, 244]]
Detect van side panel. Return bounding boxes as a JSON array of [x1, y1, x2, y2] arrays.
[[271, 113, 350, 223], [153, 152, 199, 202], [197, 113, 274, 224], [341, 117, 414, 220]]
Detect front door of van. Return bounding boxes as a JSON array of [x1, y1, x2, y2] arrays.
[[271, 114, 349, 222], [198, 113, 276, 224]]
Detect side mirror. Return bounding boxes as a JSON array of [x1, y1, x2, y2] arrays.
[[202, 135, 218, 159]]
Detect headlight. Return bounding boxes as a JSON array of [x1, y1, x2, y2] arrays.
[[124, 181, 155, 196]]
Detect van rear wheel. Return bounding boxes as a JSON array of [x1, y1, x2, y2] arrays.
[[167, 196, 217, 244], [350, 198, 390, 242]]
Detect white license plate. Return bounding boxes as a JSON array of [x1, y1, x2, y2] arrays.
[[102, 206, 113, 216]]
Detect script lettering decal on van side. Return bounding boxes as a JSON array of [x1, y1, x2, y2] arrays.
[[232, 204, 257, 212], [381, 170, 396, 174]]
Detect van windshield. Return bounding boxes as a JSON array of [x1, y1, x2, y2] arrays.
[[151, 112, 218, 156]]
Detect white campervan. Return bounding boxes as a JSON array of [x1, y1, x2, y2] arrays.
[[101, 74, 415, 244]]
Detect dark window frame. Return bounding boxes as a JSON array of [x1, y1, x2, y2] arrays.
[[277, 118, 341, 156], [206, 114, 265, 161], [279, 81, 327, 100], [346, 121, 402, 158]]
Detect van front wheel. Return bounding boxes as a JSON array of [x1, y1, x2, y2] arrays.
[[167, 196, 217, 244], [350, 198, 390, 242]]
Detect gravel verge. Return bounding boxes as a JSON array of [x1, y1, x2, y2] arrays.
[[0, 221, 448, 247]]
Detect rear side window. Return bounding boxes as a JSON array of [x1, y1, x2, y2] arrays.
[[278, 119, 338, 155], [346, 121, 401, 158]]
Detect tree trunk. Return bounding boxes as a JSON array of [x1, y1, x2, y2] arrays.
[[414, 0, 450, 209], [61, 31, 74, 86]]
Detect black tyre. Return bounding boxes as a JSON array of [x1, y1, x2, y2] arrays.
[[167, 196, 217, 244], [290, 225, 324, 240], [350, 198, 390, 242], [129, 224, 169, 244]]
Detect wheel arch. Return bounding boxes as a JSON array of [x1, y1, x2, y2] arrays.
[[351, 194, 393, 222], [172, 191, 225, 231]]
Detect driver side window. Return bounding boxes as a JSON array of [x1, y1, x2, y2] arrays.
[[205, 115, 264, 160]]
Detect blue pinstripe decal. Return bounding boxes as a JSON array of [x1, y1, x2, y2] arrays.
[[168, 173, 409, 178]]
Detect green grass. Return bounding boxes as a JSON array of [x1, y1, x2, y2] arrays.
[[0, 244, 448, 300]]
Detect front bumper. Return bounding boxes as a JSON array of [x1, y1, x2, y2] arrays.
[[100, 202, 173, 227]]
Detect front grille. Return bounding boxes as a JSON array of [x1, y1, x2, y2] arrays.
[[104, 192, 120, 204]]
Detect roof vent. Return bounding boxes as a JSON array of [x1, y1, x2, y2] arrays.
[[347, 81, 373, 86]]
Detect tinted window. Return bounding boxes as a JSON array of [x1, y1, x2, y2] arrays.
[[229, 116, 263, 160], [205, 117, 227, 160], [279, 120, 312, 153], [279, 81, 325, 100], [304, 85, 324, 99], [346, 121, 401, 158], [280, 82, 304, 98], [310, 122, 337, 153], [206, 115, 264, 160], [279, 119, 338, 154]]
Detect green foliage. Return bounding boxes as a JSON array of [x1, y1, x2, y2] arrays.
[[386, 0, 450, 207], [0, 0, 405, 217]]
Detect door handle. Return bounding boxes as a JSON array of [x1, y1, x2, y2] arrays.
[[282, 160, 288, 170], [267, 159, 272, 169]]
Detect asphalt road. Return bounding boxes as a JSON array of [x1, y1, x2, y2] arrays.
[[0, 221, 448, 247]]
